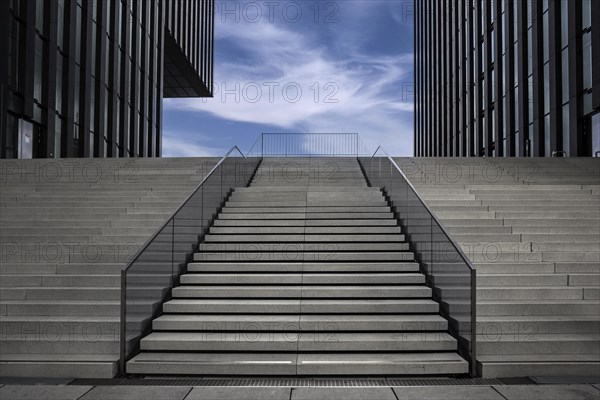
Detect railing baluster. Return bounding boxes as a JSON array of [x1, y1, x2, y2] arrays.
[[255, 133, 360, 157]]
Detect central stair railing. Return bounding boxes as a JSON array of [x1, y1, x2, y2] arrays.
[[359, 147, 478, 377], [247, 132, 370, 157], [119, 146, 261, 375]]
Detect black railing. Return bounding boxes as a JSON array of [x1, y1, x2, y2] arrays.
[[359, 147, 477, 377], [247, 133, 370, 157], [119, 146, 261, 375]]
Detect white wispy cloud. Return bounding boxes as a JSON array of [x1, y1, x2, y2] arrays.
[[164, 4, 414, 156], [162, 131, 228, 157]]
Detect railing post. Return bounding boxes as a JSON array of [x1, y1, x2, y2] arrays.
[[171, 219, 175, 281], [119, 270, 127, 376], [471, 268, 478, 377]]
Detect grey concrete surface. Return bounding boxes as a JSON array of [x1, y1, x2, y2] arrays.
[[392, 385, 505, 400], [0, 384, 599, 400], [80, 385, 192, 400], [402, 157, 600, 378], [0, 385, 93, 400], [290, 387, 396, 400], [186, 387, 290, 400], [492, 384, 600, 400], [0, 158, 218, 378]]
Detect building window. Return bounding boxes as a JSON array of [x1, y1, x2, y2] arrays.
[[582, 32, 592, 91], [75, 3, 82, 64], [90, 76, 96, 133], [543, 10, 549, 63], [544, 63, 550, 115], [57, 0, 64, 50], [35, 0, 44, 35], [54, 115, 62, 158], [562, 48, 569, 104], [34, 36, 44, 104], [560, 1, 569, 48], [582, 0, 592, 29], [74, 64, 80, 124], [56, 54, 63, 115], [562, 105, 570, 154]]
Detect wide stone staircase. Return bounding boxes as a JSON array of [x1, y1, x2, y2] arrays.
[[398, 157, 600, 378], [126, 158, 470, 375], [0, 158, 217, 378]]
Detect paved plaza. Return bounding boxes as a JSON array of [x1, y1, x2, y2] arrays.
[[0, 383, 599, 400]]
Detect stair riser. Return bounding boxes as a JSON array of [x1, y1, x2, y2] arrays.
[[0, 340, 118, 355]]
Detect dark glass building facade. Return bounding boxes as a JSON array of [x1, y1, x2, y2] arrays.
[[0, 0, 214, 159], [415, 0, 600, 157]]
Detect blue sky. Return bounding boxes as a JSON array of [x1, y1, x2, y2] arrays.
[[162, 1, 415, 157]]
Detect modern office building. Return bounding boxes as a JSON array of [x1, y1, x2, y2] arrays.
[[415, 0, 600, 157], [0, 0, 214, 159]]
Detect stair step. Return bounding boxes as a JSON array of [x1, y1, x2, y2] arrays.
[[180, 273, 425, 285], [172, 285, 432, 298], [194, 252, 415, 262], [126, 352, 469, 375], [209, 226, 402, 234], [221, 207, 392, 213], [218, 213, 394, 220], [477, 333, 600, 355], [198, 243, 410, 252], [186, 262, 420, 273], [212, 219, 398, 226], [152, 314, 449, 331], [1, 334, 119, 354], [0, 353, 118, 378], [163, 299, 440, 314], [203, 234, 406, 243], [477, 316, 600, 334], [139, 332, 458, 352]]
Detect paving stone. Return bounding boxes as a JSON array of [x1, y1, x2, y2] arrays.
[[392, 386, 505, 400], [0, 385, 92, 400], [80, 385, 192, 400], [290, 387, 397, 400], [492, 384, 600, 400], [185, 387, 290, 400]]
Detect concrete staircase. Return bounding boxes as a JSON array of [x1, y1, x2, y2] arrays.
[[0, 158, 217, 378], [398, 157, 600, 378], [127, 158, 469, 376]]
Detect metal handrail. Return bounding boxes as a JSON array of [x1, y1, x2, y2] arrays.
[[370, 146, 476, 272], [246, 135, 263, 157], [119, 145, 249, 374], [120, 145, 245, 276], [367, 146, 477, 377]]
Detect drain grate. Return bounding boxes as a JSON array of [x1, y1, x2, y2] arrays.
[[120, 378, 388, 387], [387, 378, 504, 386], [68, 377, 508, 387]]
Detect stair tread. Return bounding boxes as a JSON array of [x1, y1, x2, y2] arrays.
[[142, 332, 457, 340], [477, 354, 600, 362], [128, 352, 467, 363], [0, 353, 119, 362]]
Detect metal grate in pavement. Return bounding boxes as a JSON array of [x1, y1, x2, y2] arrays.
[[71, 377, 507, 387]]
